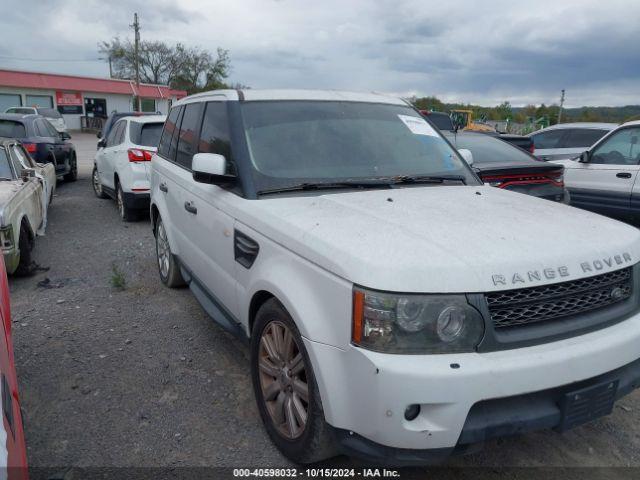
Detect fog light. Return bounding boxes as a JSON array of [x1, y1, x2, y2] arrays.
[[404, 404, 421, 421]]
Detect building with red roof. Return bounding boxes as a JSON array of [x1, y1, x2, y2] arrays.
[[0, 68, 187, 130]]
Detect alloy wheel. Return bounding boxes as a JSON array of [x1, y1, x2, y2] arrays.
[[117, 188, 124, 218], [258, 321, 309, 439], [156, 221, 170, 279], [92, 168, 102, 195]]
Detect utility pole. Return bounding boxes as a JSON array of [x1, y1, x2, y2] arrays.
[[131, 13, 141, 111], [108, 55, 113, 78], [557, 89, 565, 124]]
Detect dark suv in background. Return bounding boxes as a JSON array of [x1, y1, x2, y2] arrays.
[[0, 113, 77, 181]]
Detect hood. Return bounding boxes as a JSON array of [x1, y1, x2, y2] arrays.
[[237, 186, 640, 293]]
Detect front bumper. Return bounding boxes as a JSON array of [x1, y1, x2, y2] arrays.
[[304, 309, 640, 463], [2, 248, 19, 275]]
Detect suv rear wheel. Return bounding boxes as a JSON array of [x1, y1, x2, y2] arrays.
[[92, 166, 108, 199], [63, 154, 77, 182], [155, 216, 185, 287], [251, 299, 336, 463], [116, 183, 136, 222]]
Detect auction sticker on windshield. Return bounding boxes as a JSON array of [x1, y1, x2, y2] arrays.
[[397, 114, 439, 137]]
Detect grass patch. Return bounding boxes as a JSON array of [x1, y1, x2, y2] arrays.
[[110, 263, 126, 290]]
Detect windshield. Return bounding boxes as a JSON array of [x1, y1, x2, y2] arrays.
[[240, 101, 477, 192], [0, 148, 14, 180], [447, 132, 535, 164]]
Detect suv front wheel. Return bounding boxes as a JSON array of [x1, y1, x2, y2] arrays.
[[251, 299, 336, 463]]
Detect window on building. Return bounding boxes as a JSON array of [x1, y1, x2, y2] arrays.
[[25, 95, 53, 109], [84, 98, 107, 118], [141, 98, 156, 112], [0, 93, 22, 112]]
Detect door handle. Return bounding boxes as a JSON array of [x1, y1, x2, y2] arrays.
[[159, 182, 168, 193], [184, 201, 197, 214], [616, 172, 632, 179]]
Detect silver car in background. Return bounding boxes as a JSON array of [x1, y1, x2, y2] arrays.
[[528, 122, 617, 161]]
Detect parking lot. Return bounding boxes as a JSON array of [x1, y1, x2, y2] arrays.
[[8, 132, 640, 476]]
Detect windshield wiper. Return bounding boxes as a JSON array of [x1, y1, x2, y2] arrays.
[[391, 174, 467, 185], [257, 180, 394, 195]]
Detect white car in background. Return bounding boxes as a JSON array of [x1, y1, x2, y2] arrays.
[[552, 120, 640, 219], [92, 114, 166, 221], [5, 106, 67, 133], [528, 122, 617, 161]]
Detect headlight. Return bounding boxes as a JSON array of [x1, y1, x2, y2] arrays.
[[0, 225, 14, 249], [352, 287, 484, 354]]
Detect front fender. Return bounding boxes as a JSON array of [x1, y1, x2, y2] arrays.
[[241, 240, 352, 349]]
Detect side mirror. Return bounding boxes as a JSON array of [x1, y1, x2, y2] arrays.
[[192, 153, 235, 185], [97, 139, 107, 149], [96, 131, 102, 138], [21, 168, 36, 181], [458, 148, 474, 166], [578, 150, 590, 163], [61, 131, 71, 140]]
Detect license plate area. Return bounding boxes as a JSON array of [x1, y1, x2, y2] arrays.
[[557, 380, 618, 432]]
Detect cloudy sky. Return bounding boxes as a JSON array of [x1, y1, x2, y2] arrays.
[[1, 0, 639, 107]]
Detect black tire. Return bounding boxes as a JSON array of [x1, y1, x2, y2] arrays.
[[92, 166, 108, 199], [15, 224, 34, 276], [155, 216, 185, 287], [63, 154, 77, 182], [251, 299, 336, 464], [116, 183, 136, 222]]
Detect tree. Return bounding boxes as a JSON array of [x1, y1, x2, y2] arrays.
[[495, 101, 512, 120], [99, 38, 232, 94]]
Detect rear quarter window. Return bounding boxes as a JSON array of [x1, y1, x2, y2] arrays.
[[0, 120, 26, 138], [158, 107, 181, 159]]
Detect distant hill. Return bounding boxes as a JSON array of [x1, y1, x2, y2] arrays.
[[513, 105, 640, 123]]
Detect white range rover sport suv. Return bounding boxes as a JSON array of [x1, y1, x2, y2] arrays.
[[150, 89, 640, 465]]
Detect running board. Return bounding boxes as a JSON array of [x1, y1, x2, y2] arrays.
[[180, 266, 248, 343]]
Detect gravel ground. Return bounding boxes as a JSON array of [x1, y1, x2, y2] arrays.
[[8, 133, 640, 478]]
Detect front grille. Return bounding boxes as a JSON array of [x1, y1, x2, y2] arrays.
[[487, 268, 633, 329]]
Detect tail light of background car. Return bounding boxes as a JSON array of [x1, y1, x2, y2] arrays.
[[22, 143, 36, 154], [128, 149, 153, 162], [528, 143, 535, 154], [483, 169, 564, 188]]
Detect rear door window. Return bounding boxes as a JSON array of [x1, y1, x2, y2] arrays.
[[176, 103, 202, 169], [34, 119, 50, 137], [530, 129, 565, 149], [199, 102, 235, 174], [158, 107, 181, 159], [0, 121, 26, 138]]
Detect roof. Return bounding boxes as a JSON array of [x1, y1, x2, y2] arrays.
[[540, 122, 619, 131], [119, 114, 167, 124], [175, 88, 408, 106], [0, 113, 40, 122], [622, 120, 640, 127], [0, 69, 187, 100]]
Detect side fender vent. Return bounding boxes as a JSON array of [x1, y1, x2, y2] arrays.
[[234, 230, 259, 269]]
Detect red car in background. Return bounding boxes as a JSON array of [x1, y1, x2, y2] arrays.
[[0, 254, 28, 479]]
